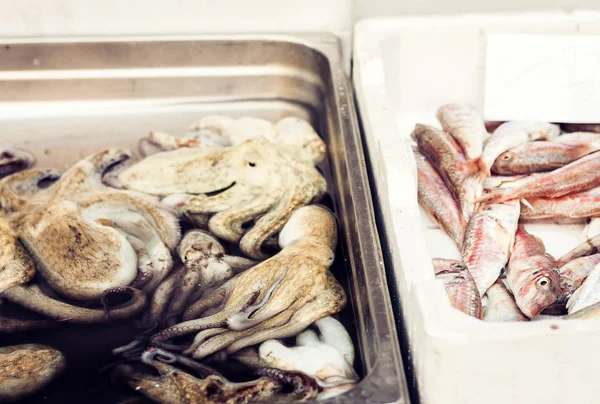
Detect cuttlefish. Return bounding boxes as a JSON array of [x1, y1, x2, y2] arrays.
[[150, 205, 346, 359]]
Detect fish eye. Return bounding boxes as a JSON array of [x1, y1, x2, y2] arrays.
[[537, 276, 550, 287], [501, 153, 512, 160]]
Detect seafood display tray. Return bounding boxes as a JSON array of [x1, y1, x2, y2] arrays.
[[0, 35, 407, 403], [353, 11, 600, 404]]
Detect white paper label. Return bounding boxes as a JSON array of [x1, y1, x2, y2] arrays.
[[484, 33, 600, 123]]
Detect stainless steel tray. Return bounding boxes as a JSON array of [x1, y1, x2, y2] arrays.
[[0, 35, 408, 403]]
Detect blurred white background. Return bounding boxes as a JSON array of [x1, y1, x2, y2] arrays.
[[0, 0, 599, 64], [3, 0, 599, 38], [355, 0, 600, 17]]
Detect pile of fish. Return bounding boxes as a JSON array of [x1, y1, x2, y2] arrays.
[[0, 116, 358, 403], [414, 104, 600, 321]]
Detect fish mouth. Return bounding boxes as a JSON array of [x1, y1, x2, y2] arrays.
[[205, 182, 236, 197]]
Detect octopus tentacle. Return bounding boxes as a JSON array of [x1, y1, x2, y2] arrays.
[[226, 280, 346, 354], [187, 306, 296, 359], [163, 271, 202, 327], [146, 348, 225, 378], [140, 265, 185, 328], [102, 152, 136, 189], [128, 246, 154, 288], [2, 284, 147, 324], [256, 367, 318, 402], [111, 324, 158, 358], [183, 328, 229, 355], [222, 255, 258, 273], [314, 316, 355, 365], [53, 148, 132, 196], [226, 267, 290, 331], [0, 217, 36, 294], [0, 147, 36, 178], [0, 169, 60, 215], [0, 315, 56, 334], [239, 185, 322, 259], [111, 340, 145, 358], [273, 116, 327, 165], [182, 281, 235, 321], [100, 286, 140, 316], [148, 310, 230, 349], [208, 197, 277, 247]]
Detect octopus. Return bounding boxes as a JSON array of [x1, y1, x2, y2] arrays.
[[0, 216, 35, 294], [118, 132, 327, 260], [138, 116, 326, 166], [149, 205, 346, 359], [114, 348, 317, 404], [0, 149, 181, 323], [234, 316, 358, 400], [142, 230, 257, 328], [0, 344, 66, 402], [0, 147, 35, 179], [0, 312, 55, 334]]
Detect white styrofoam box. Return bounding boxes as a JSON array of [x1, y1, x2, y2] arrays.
[[353, 10, 600, 404]]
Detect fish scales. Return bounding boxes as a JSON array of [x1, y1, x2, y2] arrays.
[[433, 258, 482, 319], [436, 103, 486, 160], [566, 262, 600, 314], [520, 187, 600, 220], [506, 225, 561, 318], [491, 139, 600, 175], [461, 201, 520, 297], [483, 280, 528, 322], [479, 152, 600, 204], [412, 124, 482, 221], [558, 254, 600, 301], [414, 149, 466, 249], [481, 121, 560, 175]]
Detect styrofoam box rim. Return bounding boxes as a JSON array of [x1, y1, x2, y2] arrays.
[[354, 10, 600, 404]]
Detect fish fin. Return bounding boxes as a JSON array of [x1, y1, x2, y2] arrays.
[[473, 156, 490, 176], [475, 190, 500, 204], [520, 198, 535, 211], [493, 218, 515, 254], [530, 234, 547, 249]]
